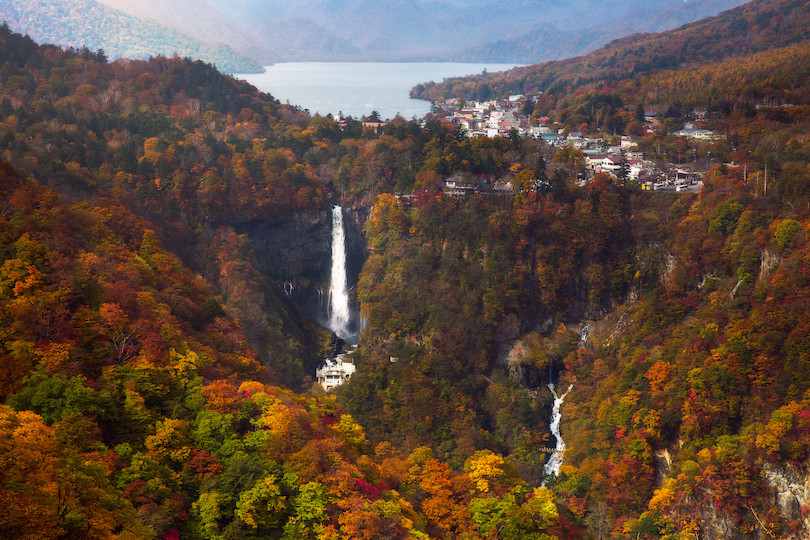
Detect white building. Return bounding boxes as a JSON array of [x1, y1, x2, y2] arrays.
[[676, 122, 720, 140], [316, 356, 356, 391]]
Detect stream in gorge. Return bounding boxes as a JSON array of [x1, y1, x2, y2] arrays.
[[544, 383, 573, 482]]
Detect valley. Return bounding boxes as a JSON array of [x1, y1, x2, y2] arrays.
[[1, 0, 810, 538]]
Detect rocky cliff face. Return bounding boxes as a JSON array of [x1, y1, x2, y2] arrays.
[[764, 463, 810, 537], [232, 206, 368, 328], [236, 210, 332, 283]]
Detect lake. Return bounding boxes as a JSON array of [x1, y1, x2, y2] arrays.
[[233, 62, 523, 120]]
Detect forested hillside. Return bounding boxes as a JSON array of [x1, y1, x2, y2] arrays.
[[0, 0, 264, 73], [412, 0, 810, 105], [2, 4, 810, 538], [0, 25, 576, 539], [94, 0, 278, 66], [452, 0, 749, 63]]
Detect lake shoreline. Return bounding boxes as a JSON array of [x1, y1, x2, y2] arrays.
[[234, 62, 523, 120]]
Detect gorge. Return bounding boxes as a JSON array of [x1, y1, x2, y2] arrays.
[[3, 10, 810, 537]]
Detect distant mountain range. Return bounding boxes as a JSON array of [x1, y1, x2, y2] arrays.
[[0, 0, 264, 73], [202, 0, 753, 63], [1, 0, 751, 69], [410, 0, 810, 103], [452, 0, 754, 62]]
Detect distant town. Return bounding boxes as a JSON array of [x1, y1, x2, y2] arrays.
[[421, 94, 725, 194], [340, 93, 734, 197]]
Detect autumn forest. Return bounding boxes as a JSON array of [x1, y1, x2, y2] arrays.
[[3, 0, 810, 538]]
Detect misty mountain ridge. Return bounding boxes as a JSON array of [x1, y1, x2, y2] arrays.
[[454, 0, 753, 62], [61, 0, 752, 65], [0, 0, 264, 72]]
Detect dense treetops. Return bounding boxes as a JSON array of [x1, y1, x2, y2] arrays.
[[0, 24, 581, 539], [3, 10, 810, 539], [0, 172, 575, 536], [0, 88, 569, 540]]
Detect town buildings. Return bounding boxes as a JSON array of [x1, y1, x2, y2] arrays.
[[423, 95, 716, 193]]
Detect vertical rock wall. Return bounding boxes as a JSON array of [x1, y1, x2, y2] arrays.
[[233, 206, 368, 329]]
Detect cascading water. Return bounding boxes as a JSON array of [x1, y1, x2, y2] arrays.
[[543, 382, 573, 481], [327, 205, 353, 341]]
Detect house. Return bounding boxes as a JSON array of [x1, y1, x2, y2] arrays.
[[628, 160, 644, 179], [454, 109, 477, 120], [570, 138, 588, 148], [586, 155, 643, 178], [461, 119, 485, 131], [493, 181, 513, 194], [541, 134, 562, 145], [527, 126, 551, 138], [316, 356, 356, 391], [600, 156, 622, 172], [674, 168, 702, 183], [585, 154, 611, 170], [676, 126, 719, 140], [443, 174, 481, 196], [473, 101, 495, 111]]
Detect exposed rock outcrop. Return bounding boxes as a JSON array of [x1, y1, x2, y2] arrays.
[[759, 248, 782, 283], [763, 463, 810, 531]]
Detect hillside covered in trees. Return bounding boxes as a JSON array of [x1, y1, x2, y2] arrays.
[[0, 0, 264, 73], [2, 1, 810, 537], [412, 0, 810, 109]]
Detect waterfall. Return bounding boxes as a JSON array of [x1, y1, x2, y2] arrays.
[[543, 382, 573, 481], [327, 205, 353, 340]]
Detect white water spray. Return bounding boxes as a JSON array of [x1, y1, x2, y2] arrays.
[[543, 382, 573, 480], [327, 205, 352, 340]]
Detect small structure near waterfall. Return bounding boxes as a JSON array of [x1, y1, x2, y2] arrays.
[[316, 356, 356, 391]]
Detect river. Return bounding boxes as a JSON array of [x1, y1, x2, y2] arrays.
[[233, 62, 523, 120]]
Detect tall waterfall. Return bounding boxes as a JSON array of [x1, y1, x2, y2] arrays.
[[543, 382, 573, 480], [327, 205, 352, 340]]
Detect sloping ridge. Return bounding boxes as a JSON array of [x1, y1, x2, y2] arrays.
[[0, 0, 264, 72]]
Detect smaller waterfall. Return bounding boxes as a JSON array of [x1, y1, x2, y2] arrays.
[[327, 205, 353, 341], [543, 382, 573, 481]]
